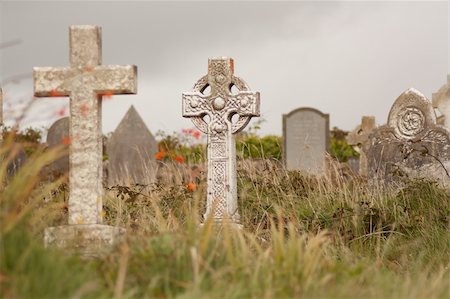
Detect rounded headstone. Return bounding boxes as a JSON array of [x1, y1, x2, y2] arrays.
[[47, 117, 70, 174]]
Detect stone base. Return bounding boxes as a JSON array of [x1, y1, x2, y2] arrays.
[[44, 224, 126, 258], [200, 220, 243, 230]]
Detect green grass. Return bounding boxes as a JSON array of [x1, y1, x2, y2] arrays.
[[1, 142, 449, 298]]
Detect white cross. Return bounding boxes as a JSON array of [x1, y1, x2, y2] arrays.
[[182, 58, 260, 224], [34, 25, 137, 225]]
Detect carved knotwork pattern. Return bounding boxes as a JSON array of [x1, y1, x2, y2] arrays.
[[182, 67, 259, 137], [422, 129, 450, 144], [212, 161, 227, 218], [211, 142, 226, 158], [397, 107, 425, 138]]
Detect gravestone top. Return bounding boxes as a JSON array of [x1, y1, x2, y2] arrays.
[[432, 75, 450, 128], [283, 107, 330, 175], [46, 117, 70, 174], [367, 88, 450, 187], [347, 116, 376, 146], [387, 88, 437, 140], [182, 57, 260, 224], [34, 25, 135, 251], [107, 105, 158, 186]]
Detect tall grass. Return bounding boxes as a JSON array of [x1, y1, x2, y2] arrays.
[[1, 140, 449, 298]]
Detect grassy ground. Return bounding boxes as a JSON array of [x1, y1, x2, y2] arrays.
[[1, 144, 449, 299]]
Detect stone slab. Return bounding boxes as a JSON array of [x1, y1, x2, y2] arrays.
[[44, 224, 125, 258], [283, 107, 329, 175]]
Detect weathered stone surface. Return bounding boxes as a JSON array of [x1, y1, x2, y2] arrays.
[[283, 107, 329, 175], [106, 105, 158, 186], [346, 116, 377, 176], [347, 157, 360, 174], [182, 57, 260, 225], [44, 224, 125, 258], [34, 25, 137, 251], [432, 75, 450, 129], [47, 117, 70, 174], [367, 88, 450, 188]]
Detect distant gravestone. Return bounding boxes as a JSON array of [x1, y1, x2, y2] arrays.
[[367, 88, 450, 188], [33, 25, 137, 256], [182, 57, 260, 226], [283, 107, 330, 175], [346, 116, 377, 176], [432, 75, 450, 129], [347, 157, 360, 174], [47, 117, 70, 174], [107, 106, 158, 186]]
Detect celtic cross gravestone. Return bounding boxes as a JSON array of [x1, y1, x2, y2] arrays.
[[182, 57, 260, 225], [346, 116, 376, 176], [34, 25, 137, 254]]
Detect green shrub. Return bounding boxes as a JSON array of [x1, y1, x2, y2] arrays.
[[236, 134, 282, 160]]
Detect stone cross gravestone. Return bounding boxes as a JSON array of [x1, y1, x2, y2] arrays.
[[46, 117, 70, 175], [432, 75, 450, 129], [33, 25, 137, 254], [346, 116, 377, 176], [367, 88, 450, 188], [106, 105, 158, 186], [283, 107, 330, 175], [182, 57, 260, 225]]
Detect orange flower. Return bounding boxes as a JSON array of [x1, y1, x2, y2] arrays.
[[155, 151, 166, 160], [61, 136, 71, 145], [49, 89, 64, 97], [187, 182, 197, 192], [174, 155, 184, 164]]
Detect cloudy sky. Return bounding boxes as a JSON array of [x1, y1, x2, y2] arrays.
[[0, 1, 449, 137]]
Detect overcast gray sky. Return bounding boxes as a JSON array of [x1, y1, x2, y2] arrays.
[[0, 1, 449, 137]]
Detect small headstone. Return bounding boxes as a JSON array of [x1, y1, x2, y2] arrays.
[[46, 117, 70, 175], [367, 88, 450, 188], [182, 57, 260, 226], [106, 105, 158, 186], [6, 147, 27, 177], [346, 116, 377, 176], [347, 157, 360, 174], [432, 75, 450, 129], [282, 107, 330, 175], [33, 25, 137, 256]]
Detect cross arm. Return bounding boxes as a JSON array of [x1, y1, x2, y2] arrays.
[[182, 92, 210, 117], [93, 65, 137, 94], [232, 91, 260, 117], [33, 67, 72, 97]]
